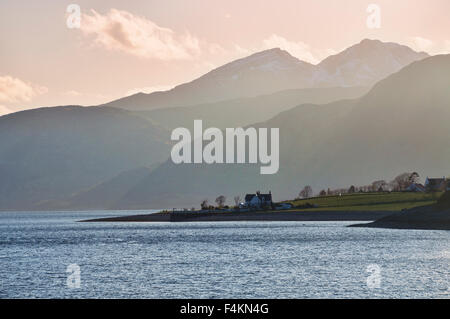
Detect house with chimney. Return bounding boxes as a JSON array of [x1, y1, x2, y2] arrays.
[[243, 191, 273, 208]]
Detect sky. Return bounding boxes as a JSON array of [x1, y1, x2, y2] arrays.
[[1, 0, 450, 115]]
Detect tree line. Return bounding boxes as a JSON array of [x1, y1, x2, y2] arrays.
[[297, 172, 423, 199]]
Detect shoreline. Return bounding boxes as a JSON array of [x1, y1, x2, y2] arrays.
[[80, 205, 450, 230], [80, 210, 393, 223], [350, 204, 450, 230]]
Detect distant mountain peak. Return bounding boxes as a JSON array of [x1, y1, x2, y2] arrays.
[[316, 38, 429, 86], [247, 47, 297, 60], [207, 47, 308, 77], [342, 38, 429, 56], [359, 38, 383, 45]]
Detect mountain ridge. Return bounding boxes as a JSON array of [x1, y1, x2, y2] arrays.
[[102, 39, 428, 111]]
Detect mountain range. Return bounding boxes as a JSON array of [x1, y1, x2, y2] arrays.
[[103, 39, 428, 110], [1, 39, 445, 210]]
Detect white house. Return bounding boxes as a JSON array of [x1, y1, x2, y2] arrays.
[[424, 177, 447, 192]]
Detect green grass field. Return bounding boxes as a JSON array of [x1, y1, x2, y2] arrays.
[[286, 192, 442, 212]]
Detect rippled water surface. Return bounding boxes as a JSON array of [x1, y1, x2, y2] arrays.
[[0, 211, 449, 298]]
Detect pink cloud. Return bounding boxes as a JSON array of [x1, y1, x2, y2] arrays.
[[409, 37, 450, 55], [80, 9, 203, 60], [0, 75, 48, 104]]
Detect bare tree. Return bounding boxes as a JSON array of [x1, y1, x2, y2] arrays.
[[200, 199, 209, 210], [234, 196, 241, 207], [391, 172, 419, 191], [299, 185, 313, 199], [372, 180, 387, 192], [215, 195, 226, 208], [409, 172, 420, 184]]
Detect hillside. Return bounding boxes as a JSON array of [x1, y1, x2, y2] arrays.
[[136, 86, 370, 131], [38, 166, 158, 210], [290, 192, 440, 212], [352, 191, 450, 230], [0, 106, 169, 210]]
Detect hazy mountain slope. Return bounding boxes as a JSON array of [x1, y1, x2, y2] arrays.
[[309, 54, 450, 184], [136, 86, 370, 130], [114, 101, 356, 209], [35, 86, 367, 210], [113, 54, 450, 209], [103, 39, 428, 111], [0, 106, 170, 210], [39, 166, 159, 210]]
